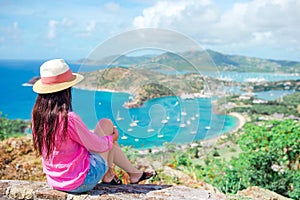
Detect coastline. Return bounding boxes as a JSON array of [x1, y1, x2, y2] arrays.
[[74, 86, 130, 94], [199, 112, 246, 147]]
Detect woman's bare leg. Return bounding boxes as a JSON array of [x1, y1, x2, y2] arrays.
[[94, 118, 143, 183]]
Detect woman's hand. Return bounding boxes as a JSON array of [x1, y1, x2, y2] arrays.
[[112, 126, 119, 142]]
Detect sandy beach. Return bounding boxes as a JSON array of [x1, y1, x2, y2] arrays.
[[200, 112, 247, 146], [227, 112, 247, 133], [74, 85, 124, 93]]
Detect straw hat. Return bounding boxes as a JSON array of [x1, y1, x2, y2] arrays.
[[33, 59, 84, 94]]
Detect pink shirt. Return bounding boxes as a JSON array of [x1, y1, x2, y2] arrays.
[[40, 112, 113, 191]]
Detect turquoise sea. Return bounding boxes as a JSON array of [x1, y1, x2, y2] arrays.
[[1, 59, 299, 148]]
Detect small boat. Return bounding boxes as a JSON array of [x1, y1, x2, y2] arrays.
[[127, 128, 133, 132], [180, 115, 186, 127], [134, 138, 139, 142], [161, 119, 168, 124], [116, 111, 124, 121], [190, 130, 197, 135], [147, 128, 155, 132], [187, 120, 191, 125], [129, 115, 139, 126], [121, 134, 128, 140], [166, 114, 170, 120], [129, 121, 138, 127], [205, 126, 211, 130], [157, 129, 164, 138], [176, 113, 181, 122], [180, 123, 186, 128]]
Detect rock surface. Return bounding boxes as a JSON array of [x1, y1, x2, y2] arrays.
[[237, 186, 292, 200], [0, 180, 225, 200]]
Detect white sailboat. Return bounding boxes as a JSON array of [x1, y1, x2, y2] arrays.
[[190, 125, 197, 135], [157, 129, 164, 138], [121, 133, 128, 140], [129, 121, 138, 127], [181, 110, 187, 116], [190, 130, 197, 135], [129, 115, 138, 127], [116, 111, 124, 121], [179, 115, 186, 128], [166, 114, 170, 120], [176, 113, 181, 122], [179, 113, 186, 128], [179, 123, 186, 128], [147, 128, 155, 132], [161, 119, 168, 124]]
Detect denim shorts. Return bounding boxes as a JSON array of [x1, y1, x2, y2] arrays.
[[68, 153, 108, 194]]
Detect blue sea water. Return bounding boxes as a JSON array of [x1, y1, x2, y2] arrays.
[[0, 59, 299, 148], [73, 89, 235, 148]]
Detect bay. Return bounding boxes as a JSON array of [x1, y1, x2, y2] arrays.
[[1, 59, 299, 148]]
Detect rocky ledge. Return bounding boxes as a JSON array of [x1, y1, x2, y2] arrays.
[[0, 180, 224, 200]]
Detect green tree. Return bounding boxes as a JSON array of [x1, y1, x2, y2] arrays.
[[0, 112, 29, 140], [227, 120, 299, 197]]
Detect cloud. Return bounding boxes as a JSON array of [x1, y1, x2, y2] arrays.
[[61, 17, 73, 27], [104, 2, 121, 12], [133, 0, 212, 28], [47, 20, 58, 39], [0, 21, 21, 45], [46, 18, 73, 40], [251, 31, 273, 43], [75, 20, 98, 38], [132, 0, 300, 49], [86, 20, 96, 33]]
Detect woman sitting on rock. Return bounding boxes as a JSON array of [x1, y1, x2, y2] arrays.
[[31, 59, 154, 194]]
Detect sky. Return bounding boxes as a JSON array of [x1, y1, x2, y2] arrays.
[[0, 0, 300, 61]]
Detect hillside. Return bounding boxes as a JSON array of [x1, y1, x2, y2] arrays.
[[76, 66, 220, 108], [77, 49, 300, 73], [0, 134, 294, 200]]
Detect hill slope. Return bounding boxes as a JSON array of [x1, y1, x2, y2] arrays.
[[77, 49, 300, 73]]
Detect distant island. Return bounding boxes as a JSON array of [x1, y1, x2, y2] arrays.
[[77, 49, 300, 74]]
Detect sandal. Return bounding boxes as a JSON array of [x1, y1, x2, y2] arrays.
[[130, 171, 155, 184], [102, 175, 122, 185]]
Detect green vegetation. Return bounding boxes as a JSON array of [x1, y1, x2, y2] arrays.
[[237, 120, 299, 197], [203, 120, 299, 199], [0, 111, 29, 141]]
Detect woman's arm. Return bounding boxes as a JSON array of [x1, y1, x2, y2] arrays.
[[68, 112, 114, 152]]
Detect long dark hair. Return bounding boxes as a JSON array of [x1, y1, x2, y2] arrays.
[[32, 87, 72, 159]]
